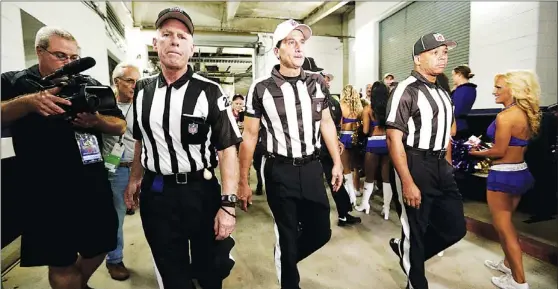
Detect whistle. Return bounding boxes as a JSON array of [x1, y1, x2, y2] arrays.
[[203, 168, 213, 180]]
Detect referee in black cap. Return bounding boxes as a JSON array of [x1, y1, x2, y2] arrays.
[[303, 58, 361, 226], [238, 19, 343, 289], [124, 7, 241, 289], [386, 32, 465, 289]]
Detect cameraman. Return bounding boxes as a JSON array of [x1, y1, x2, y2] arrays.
[[101, 62, 140, 281], [1, 26, 125, 289]]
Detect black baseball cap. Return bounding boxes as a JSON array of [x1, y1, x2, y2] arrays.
[[413, 32, 457, 57], [302, 57, 323, 72], [155, 7, 194, 35]]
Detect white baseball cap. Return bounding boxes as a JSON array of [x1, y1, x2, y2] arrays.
[[273, 19, 312, 46]]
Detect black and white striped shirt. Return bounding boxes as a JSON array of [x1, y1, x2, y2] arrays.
[[245, 65, 329, 158], [386, 70, 454, 151], [133, 67, 242, 174]]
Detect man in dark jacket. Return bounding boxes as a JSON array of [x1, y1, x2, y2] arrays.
[[320, 91, 361, 226], [318, 71, 361, 226], [1, 26, 125, 289]]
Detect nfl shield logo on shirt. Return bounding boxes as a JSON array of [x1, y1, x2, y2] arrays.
[[188, 123, 198, 135]]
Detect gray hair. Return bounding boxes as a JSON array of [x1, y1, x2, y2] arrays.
[[112, 62, 140, 81], [34, 26, 76, 49]]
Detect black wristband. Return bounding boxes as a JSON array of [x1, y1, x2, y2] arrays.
[[220, 206, 236, 218]]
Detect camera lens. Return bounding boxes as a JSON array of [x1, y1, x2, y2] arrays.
[[87, 96, 100, 109]]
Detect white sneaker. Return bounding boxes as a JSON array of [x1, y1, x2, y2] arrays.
[[485, 259, 512, 275], [491, 274, 529, 289]]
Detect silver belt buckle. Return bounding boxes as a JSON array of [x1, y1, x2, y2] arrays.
[[175, 173, 188, 184]]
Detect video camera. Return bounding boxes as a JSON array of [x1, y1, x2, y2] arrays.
[[27, 57, 116, 121]]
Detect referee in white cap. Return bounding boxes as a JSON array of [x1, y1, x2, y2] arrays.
[[238, 19, 343, 289]]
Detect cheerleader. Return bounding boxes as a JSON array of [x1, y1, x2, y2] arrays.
[[355, 81, 392, 219], [469, 70, 540, 289], [339, 85, 364, 205]]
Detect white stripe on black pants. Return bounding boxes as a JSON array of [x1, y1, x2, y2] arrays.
[[392, 148, 467, 289], [263, 157, 332, 289]]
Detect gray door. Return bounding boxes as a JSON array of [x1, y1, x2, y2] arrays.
[[379, 1, 471, 82]]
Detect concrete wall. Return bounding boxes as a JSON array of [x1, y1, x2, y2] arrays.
[[350, 2, 406, 93], [349, 1, 556, 109], [536, 2, 557, 107], [1, 1, 130, 85], [346, 9, 356, 88], [469, 2, 557, 109]]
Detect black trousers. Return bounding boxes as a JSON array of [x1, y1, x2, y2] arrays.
[[263, 156, 332, 289], [139, 171, 234, 289], [392, 149, 467, 289], [320, 149, 352, 218]]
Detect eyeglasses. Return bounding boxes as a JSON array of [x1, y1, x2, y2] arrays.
[[41, 48, 80, 62], [117, 77, 137, 85]]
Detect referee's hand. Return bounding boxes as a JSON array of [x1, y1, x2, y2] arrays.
[[215, 207, 236, 240], [124, 181, 141, 210], [331, 163, 343, 192], [402, 182, 421, 209], [337, 141, 345, 155], [238, 181, 252, 212]]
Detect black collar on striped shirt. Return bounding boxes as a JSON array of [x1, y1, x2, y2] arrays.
[[158, 65, 194, 89], [411, 70, 437, 89], [271, 64, 308, 88]]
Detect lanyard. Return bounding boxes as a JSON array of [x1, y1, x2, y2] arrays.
[[118, 103, 132, 144]]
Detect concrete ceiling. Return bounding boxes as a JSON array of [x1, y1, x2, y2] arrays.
[[132, 1, 354, 95], [234, 2, 324, 20], [131, 1, 354, 35]]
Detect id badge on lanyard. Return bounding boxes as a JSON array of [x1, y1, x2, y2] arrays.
[[104, 104, 131, 172], [75, 132, 103, 165], [104, 140, 125, 173]]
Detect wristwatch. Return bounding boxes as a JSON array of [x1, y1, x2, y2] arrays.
[[221, 194, 238, 207]]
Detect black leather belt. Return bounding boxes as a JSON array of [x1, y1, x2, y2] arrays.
[[266, 152, 320, 166], [145, 169, 212, 185], [406, 146, 447, 160]]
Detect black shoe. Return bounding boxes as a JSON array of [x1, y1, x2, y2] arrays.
[[255, 186, 263, 195], [389, 238, 402, 258], [389, 238, 405, 272], [337, 214, 362, 226], [126, 209, 135, 215]]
